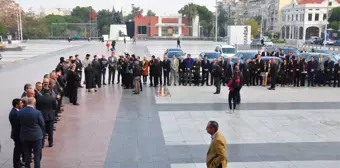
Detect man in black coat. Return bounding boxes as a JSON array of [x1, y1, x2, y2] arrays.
[[75, 55, 83, 88], [162, 55, 171, 86], [9, 98, 24, 168], [255, 54, 265, 85], [149, 56, 155, 87], [67, 65, 80, 105], [201, 55, 210, 86], [212, 58, 222, 94], [178, 56, 185, 85], [294, 56, 303, 87], [334, 59, 340, 87], [268, 59, 278, 90], [153, 58, 162, 87], [92, 55, 102, 88], [36, 88, 57, 147]]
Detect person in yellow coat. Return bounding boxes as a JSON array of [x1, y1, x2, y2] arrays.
[[206, 121, 227, 168]]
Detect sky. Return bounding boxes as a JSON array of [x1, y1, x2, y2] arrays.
[[19, 0, 216, 15]]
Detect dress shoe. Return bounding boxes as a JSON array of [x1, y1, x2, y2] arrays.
[[103, 83, 107, 85], [49, 144, 54, 147], [267, 88, 275, 90], [73, 103, 80, 106]]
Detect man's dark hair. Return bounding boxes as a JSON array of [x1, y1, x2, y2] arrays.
[[43, 74, 49, 78], [75, 54, 79, 57], [24, 84, 31, 91], [209, 121, 219, 131], [187, 54, 191, 57], [12, 98, 21, 107], [69, 56, 73, 59], [204, 55, 208, 58], [152, 55, 155, 58], [86, 54, 90, 57], [36, 81, 42, 85]]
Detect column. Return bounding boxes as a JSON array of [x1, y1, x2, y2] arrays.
[[303, 26, 307, 42], [158, 16, 162, 36], [178, 17, 182, 36]]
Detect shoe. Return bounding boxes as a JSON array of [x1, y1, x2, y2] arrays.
[[174, 84, 177, 86], [73, 103, 80, 106], [117, 82, 120, 84], [95, 89, 97, 92], [213, 92, 218, 94], [103, 83, 107, 85], [233, 109, 235, 113], [267, 88, 275, 90], [49, 144, 54, 147]]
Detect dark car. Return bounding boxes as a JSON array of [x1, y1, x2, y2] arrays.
[[199, 52, 221, 61], [300, 53, 337, 62], [165, 48, 183, 55], [279, 47, 300, 56], [235, 51, 258, 60], [167, 51, 185, 59]]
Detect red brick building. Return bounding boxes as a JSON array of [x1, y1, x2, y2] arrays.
[[134, 15, 190, 37]]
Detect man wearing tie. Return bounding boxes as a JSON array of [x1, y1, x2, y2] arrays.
[[308, 56, 316, 87], [334, 60, 340, 87], [268, 59, 278, 90], [206, 121, 227, 168], [18, 97, 45, 168], [261, 48, 270, 56], [170, 55, 179, 86], [201, 55, 211, 86], [324, 56, 334, 87], [316, 54, 325, 86], [163, 55, 171, 86], [9, 98, 24, 168], [256, 55, 265, 86], [184, 54, 194, 86], [75, 55, 83, 88], [294, 56, 303, 87], [108, 52, 118, 84], [271, 48, 280, 57]]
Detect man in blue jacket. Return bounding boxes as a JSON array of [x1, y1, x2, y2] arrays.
[[9, 98, 24, 168], [184, 54, 194, 86], [18, 97, 45, 168]]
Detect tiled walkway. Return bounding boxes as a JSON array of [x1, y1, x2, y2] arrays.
[[1, 41, 340, 168]]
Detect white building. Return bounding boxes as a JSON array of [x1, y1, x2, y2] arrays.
[[281, 0, 340, 43], [44, 8, 71, 16]]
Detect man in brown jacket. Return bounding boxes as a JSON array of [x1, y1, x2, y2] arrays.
[[206, 121, 227, 168]]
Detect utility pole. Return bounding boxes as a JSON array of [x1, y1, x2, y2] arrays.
[[19, 8, 23, 41], [215, 0, 218, 42]]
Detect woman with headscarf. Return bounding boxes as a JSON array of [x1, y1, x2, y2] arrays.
[[85, 62, 96, 92]]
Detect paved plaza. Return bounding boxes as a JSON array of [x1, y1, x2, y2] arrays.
[[0, 40, 339, 168]]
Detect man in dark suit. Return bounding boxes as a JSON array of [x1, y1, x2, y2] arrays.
[[153, 57, 162, 87], [201, 55, 210, 86], [324, 56, 334, 87], [271, 48, 280, 57], [67, 65, 80, 105], [9, 98, 24, 168], [21, 84, 32, 98], [243, 58, 251, 86], [294, 56, 303, 87], [92, 55, 102, 88], [162, 55, 171, 86], [334, 60, 340, 87], [75, 54, 83, 88], [178, 56, 185, 85], [256, 54, 265, 85], [184, 54, 194, 86], [261, 48, 270, 56], [18, 97, 45, 168], [34, 82, 43, 100], [36, 88, 57, 147], [212, 58, 222, 94], [268, 59, 278, 90], [308, 56, 317, 87]]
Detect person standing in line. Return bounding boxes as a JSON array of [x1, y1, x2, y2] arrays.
[[21, 84, 32, 98], [178, 56, 185, 86], [9, 98, 24, 168], [307, 56, 316, 87], [18, 97, 45, 168], [212, 58, 222, 94], [268, 59, 278, 90], [149, 56, 156, 87], [117, 55, 124, 84], [184, 54, 194, 86], [206, 121, 227, 168], [67, 65, 80, 105], [124, 37, 126, 44], [92, 55, 102, 88], [133, 61, 142, 94], [170, 55, 179, 86], [193, 58, 201, 86], [99, 55, 109, 85], [36, 88, 57, 147], [84, 62, 96, 92], [201, 55, 210, 86], [162, 55, 171, 86], [108, 52, 118, 84], [75, 55, 83, 88], [142, 56, 149, 84], [227, 72, 241, 113]]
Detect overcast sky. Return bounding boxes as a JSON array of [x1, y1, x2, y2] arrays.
[[19, 0, 216, 15]]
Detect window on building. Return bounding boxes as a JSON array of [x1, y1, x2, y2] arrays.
[[137, 26, 147, 34], [329, 1, 332, 6], [288, 15, 290, 21], [315, 14, 319, 21], [323, 13, 327, 20], [308, 14, 312, 21], [292, 15, 294, 21], [296, 14, 298, 21]]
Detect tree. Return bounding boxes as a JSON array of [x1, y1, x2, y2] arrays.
[[146, 10, 156, 16], [0, 0, 21, 35], [97, 9, 113, 35], [71, 6, 95, 23], [22, 10, 48, 39], [196, 5, 214, 37], [0, 23, 5, 35], [124, 6, 143, 21], [329, 6, 340, 22], [217, 2, 229, 37], [329, 21, 340, 30], [244, 19, 259, 36], [178, 3, 199, 36]]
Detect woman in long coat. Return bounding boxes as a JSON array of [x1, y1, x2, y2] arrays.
[[142, 56, 149, 84], [85, 63, 96, 92]]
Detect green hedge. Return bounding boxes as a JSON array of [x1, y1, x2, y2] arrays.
[[272, 39, 285, 43]]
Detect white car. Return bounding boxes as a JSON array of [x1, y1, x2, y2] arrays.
[[323, 40, 336, 45], [214, 44, 236, 58]]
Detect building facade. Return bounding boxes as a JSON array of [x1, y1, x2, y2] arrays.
[[281, 0, 340, 42], [134, 15, 200, 37]]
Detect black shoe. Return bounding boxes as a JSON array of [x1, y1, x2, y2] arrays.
[[267, 88, 275, 90], [49, 143, 54, 147], [73, 103, 80, 105], [103, 83, 107, 85], [117, 82, 120, 84], [174, 84, 177, 86]]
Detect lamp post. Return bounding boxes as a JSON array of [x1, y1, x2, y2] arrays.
[[323, 0, 330, 48]]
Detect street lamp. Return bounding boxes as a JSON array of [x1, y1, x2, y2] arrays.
[[323, 0, 330, 48]]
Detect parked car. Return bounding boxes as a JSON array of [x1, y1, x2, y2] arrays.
[[214, 44, 236, 58], [164, 48, 182, 55], [199, 52, 221, 62], [305, 36, 322, 44], [323, 39, 336, 45], [167, 51, 186, 59], [300, 52, 337, 62], [278, 47, 300, 56], [235, 51, 258, 60]]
